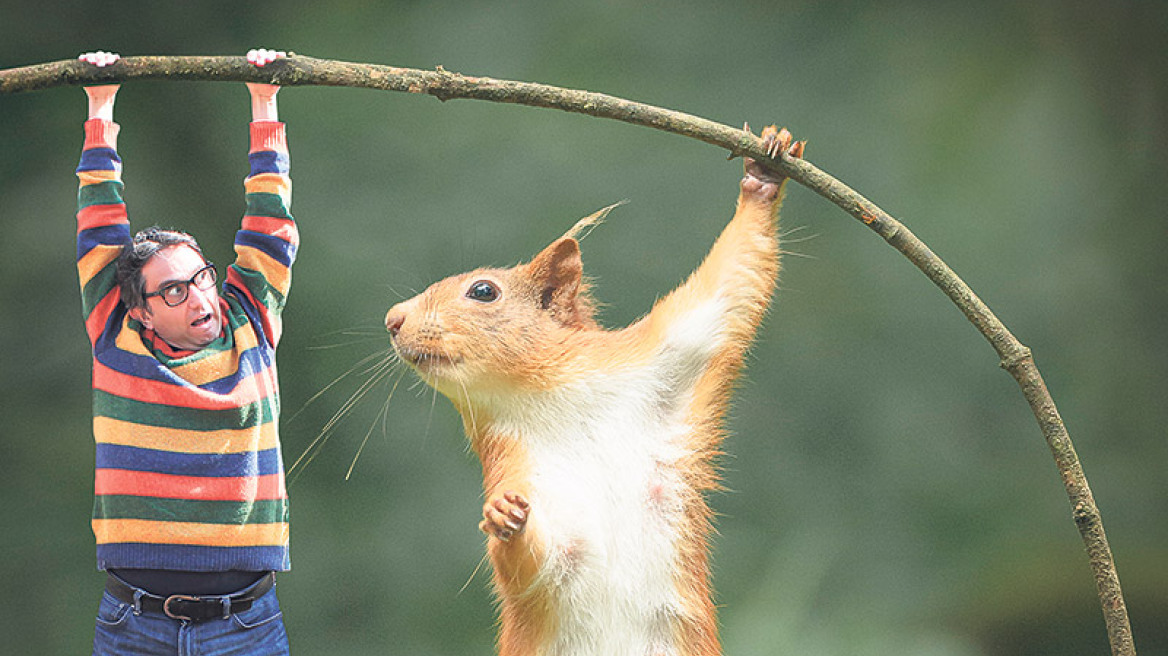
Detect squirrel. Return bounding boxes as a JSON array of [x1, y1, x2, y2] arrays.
[[385, 125, 803, 656]]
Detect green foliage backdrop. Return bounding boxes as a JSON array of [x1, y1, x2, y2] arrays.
[[1, 1, 1165, 654]]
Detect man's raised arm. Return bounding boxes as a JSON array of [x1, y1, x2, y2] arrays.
[[75, 51, 128, 346], [227, 49, 299, 347]]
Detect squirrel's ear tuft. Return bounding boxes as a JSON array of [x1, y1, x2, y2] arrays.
[[528, 238, 595, 328], [558, 201, 623, 242]]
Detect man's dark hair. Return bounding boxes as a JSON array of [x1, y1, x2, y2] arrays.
[[115, 227, 205, 311]]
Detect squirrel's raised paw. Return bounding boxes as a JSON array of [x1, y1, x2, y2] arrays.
[[758, 124, 805, 161], [479, 491, 530, 542], [741, 124, 804, 202]]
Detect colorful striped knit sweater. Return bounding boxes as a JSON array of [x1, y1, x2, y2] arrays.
[[76, 118, 297, 573]]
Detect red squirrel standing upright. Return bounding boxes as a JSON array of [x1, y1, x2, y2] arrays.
[[386, 126, 803, 656]]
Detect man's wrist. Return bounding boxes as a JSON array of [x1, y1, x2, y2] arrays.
[[250, 97, 279, 122]]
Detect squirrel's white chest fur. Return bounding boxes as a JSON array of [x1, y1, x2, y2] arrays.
[[486, 298, 729, 654]]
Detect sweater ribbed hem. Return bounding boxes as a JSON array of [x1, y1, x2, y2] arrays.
[[97, 543, 291, 573], [249, 121, 287, 154], [84, 119, 120, 150]]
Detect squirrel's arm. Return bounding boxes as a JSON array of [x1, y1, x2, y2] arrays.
[[639, 128, 800, 358]]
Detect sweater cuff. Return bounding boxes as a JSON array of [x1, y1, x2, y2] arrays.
[[249, 121, 287, 154], [84, 119, 120, 150]]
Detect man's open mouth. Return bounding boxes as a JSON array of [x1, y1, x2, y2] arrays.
[[191, 313, 214, 328]]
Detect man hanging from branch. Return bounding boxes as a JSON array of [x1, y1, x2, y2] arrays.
[[77, 48, 298, 655]]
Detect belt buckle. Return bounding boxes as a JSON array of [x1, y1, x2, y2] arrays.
[[163, 594, 200, 621]]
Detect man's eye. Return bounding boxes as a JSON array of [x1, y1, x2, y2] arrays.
[[194, 267, 215, 287], [161, 284, 186, 301], [466, 280, 501, 303]]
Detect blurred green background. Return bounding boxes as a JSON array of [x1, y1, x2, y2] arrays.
[[1, 1, 1164, 654]]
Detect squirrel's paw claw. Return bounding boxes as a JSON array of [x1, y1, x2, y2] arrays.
[[742, 124, 805, 194], [759, 125, 804, 160], [740, 124, 804, 200]]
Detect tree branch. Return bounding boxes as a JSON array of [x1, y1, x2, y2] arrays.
[[0, 54, 1136, 655]]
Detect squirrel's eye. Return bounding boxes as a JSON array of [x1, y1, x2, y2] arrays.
[[466, 280, 501, 303]]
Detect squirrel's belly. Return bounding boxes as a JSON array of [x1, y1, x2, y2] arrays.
[[490, 338, 723, 652], [525, 419, 692, 653]]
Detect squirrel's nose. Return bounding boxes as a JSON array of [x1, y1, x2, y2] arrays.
[[385, 307, 405, 337]]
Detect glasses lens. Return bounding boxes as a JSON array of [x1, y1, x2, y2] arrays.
[[161, 283, 189, 307], [193, 265, 217, 290]]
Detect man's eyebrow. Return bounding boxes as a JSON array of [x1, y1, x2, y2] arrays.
[[154, 268, 202, 288]]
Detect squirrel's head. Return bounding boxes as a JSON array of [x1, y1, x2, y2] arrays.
[[385, 207, 619, 398]]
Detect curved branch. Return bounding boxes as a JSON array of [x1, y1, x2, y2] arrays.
[[0, 54, 1136, 655]]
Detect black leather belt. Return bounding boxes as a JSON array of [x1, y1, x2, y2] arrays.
[[105, 572, 275, 622]]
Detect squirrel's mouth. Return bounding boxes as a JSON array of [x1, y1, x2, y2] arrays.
[[394, 345, 459, 372]]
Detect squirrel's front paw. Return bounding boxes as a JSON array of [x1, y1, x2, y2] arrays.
[[741, 125, 805, 202], [480, 491, 529, 542]]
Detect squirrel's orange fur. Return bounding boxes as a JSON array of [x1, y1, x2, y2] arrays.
[[386, 127, 803, 656]]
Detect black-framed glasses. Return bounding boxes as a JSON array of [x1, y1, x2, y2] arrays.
[[142, 262, 217, 307]]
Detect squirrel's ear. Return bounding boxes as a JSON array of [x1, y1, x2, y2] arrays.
[[528, 237, 587, 326]]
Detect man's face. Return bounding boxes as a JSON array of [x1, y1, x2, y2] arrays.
[[130, 245, 223, 351]]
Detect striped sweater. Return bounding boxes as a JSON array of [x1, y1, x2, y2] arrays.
[[76, 118, 297, 572]]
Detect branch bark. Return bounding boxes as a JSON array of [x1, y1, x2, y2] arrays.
[[0, 54, 1136, 655]]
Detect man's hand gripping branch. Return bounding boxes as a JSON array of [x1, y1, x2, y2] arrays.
[[79, 51, 119, 120], [246, 48, 286, 122]]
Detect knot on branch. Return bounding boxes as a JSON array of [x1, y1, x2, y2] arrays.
[[427, 65, 459, 102], [999, 345, 1033, 373]]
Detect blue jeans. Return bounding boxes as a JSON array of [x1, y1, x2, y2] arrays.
[[92, 577, 290, 655]]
